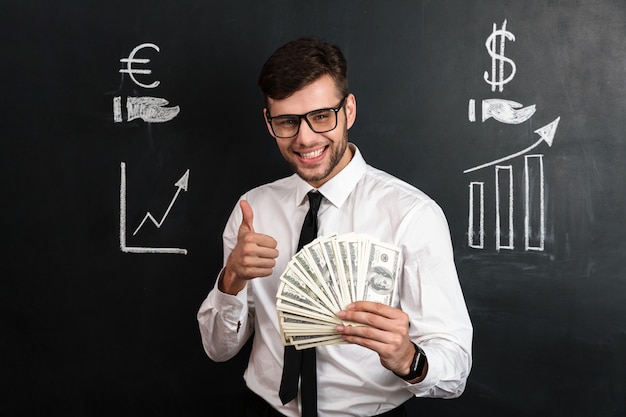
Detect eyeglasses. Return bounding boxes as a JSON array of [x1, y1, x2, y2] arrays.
[[266, 97, 346, 139]]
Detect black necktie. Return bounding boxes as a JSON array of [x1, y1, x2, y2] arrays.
[[279, 191, 322, 417]]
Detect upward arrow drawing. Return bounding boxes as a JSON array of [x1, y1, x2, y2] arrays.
[[133, 169, 190, 236], [463, 117, 560, 174]]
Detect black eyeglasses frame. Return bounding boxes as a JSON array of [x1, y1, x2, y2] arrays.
[[265, 97, 347, 139]]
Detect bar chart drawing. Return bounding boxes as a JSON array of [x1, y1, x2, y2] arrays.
[[495, 165, 514, 251], [524, 154, 545, 251], [464, 119, 558, 251], [468, 182, 485, 249]]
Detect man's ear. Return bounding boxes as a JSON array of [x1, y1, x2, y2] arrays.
[[345, 93, 357, 129], [263, 108, 275, 137]]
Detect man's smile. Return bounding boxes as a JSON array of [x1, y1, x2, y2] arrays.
[[296, 146, 327, 160]]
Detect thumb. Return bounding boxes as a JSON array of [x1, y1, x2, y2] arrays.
[[239, 200, 255, 233]]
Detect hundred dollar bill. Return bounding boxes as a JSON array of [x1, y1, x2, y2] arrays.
[[278, 312, 340, 335], [292, 335, 347, 350], [279, 264, 335, 317], [335, 239, 353, 303], [283, 326, 337, 335], [320, 235, 352, 308], [279, 319, 338, 339], [287, 333, 338, 344], [293, 242, 340, 312], [337, 233, 364, 304], [279, 310, 339, 326], [360, 240, 401, 306], [276, 233, 402, 344], [301, 239, 342, 311], [277, 280, 328, 314], [278, 311, 339, 345], [276, 291, 340, 324], [288, 333, 346, 349]]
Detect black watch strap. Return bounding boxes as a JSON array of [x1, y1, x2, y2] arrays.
[[393, 342, 426, 381]]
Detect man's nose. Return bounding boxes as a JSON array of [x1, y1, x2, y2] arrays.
[[295, 117, 317, 143]]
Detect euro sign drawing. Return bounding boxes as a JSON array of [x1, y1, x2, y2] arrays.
[[120, 43, 160, 89], [484, 19, 516, 92]]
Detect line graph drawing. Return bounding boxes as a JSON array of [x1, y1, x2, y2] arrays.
[[464, 117, 559, 174], [120, 162, 189, 255], [133, 169, 189, 236]]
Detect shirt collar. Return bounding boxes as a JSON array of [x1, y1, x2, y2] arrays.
[[293, 143, 366, 208]]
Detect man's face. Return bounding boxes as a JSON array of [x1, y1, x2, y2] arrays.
[[264, 75, 356, 188]]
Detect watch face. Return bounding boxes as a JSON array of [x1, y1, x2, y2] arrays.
[[412, 353, 421, 372], [394, 343, 426, 380]]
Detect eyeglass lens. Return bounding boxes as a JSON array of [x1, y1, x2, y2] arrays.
[[271, 108, 338, 138]]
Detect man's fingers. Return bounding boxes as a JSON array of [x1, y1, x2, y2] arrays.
[[338, 302, 409, 332], [344, 301, 401, 319]]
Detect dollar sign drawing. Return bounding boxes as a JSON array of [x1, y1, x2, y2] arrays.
[[484, 19, 516, 92]]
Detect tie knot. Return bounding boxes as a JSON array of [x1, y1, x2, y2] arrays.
[[307, 191, 322, 213]]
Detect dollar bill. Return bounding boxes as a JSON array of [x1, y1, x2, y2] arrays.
[[276, 293, 339, 324], [279, 264, 335, 317], [360, 240, 401, 305], [288, 334, 346, 349], [320, 235, 352, 308], [275, 233, 401, 349], [337, 233, 362, 303], [301, 238, 343, 311]]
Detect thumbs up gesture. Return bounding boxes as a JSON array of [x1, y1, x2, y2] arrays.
[[220, 200, 279, 295]]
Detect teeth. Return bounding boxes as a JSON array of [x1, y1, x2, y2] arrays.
[[300, 148, 324, 159]]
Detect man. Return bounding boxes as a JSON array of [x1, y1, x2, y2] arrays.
[[197, 37, 472, 417]]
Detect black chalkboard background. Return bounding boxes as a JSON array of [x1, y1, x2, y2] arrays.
[[2, 1, 625, 416]]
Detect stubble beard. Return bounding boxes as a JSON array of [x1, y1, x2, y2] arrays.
[[291, 130, 348, 185]]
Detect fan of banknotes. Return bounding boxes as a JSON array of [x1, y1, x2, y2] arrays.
[[276, 233, 402, 350]]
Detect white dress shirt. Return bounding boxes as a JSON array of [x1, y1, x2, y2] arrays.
[[197, 144, 473, 417]]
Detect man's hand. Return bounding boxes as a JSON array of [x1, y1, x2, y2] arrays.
[[336, 301, 427, 382], [219, 200, 279, 295]]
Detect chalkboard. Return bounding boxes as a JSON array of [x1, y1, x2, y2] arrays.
[[2, 1, 625, 416]]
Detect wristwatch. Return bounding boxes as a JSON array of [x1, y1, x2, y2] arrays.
[[393, 342, 426, 381]]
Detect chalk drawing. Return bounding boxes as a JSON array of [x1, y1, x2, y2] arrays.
[[465, 19, 561, 252], [114, 43, 180, 123], [120, 162, 188, 255], [484, 19, 516, 92], [524, 155, 545, 251], [468, 182, 485, 249], [495, 165, 514, 251], [119, 43, 161, 89], [464, 117, 559, 174]]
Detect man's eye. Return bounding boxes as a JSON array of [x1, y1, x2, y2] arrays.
[[277, 117, 298, 126], [310, 110, 332, 122]]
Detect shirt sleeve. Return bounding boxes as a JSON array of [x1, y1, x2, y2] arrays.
[[397, 200, 473, 398], [196, 198, 255, 362], [196, 269, 254, 362]]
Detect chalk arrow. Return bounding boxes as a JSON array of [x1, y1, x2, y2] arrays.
[[482, 98, 536, 124], [133, 169, 190, 236], [533, 116, 560, 146], [464, 117, 560, 174]]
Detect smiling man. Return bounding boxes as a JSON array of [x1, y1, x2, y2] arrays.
[[197, 37, 473, 417]]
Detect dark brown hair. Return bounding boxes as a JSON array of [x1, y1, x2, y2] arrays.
[[258, 37, 348, 104]]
